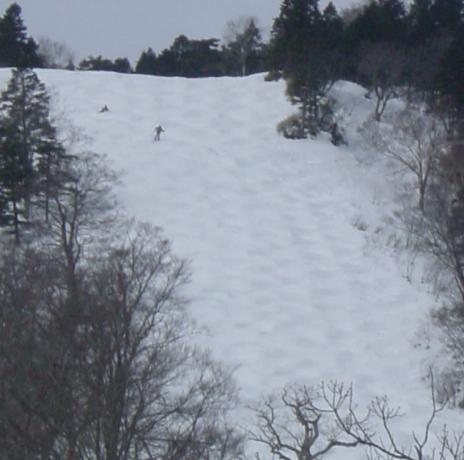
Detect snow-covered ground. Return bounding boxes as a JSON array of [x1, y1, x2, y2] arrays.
[[1, 68, 457, 456]]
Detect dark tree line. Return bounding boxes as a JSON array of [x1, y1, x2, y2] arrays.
[[2, 0, 461, 101], [1, 0, 463, 98], [78, 55, 132, 73], [268, 0, 464, 137], [0, 3, 267, 77], [81, 25, 266, 77], [135, 36, 224, 78], [134, 28, 266, 78]]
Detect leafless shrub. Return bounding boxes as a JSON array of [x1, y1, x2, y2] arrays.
[[277, 114, 306, 139]]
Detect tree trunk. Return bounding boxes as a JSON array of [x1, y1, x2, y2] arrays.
[[419, 182, 426, 213]]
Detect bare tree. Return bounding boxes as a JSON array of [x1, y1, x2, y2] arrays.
[[48, 151, 118, 287], [62, 221, 243, 460], [358, 43, 408, 121], [0, 144, 244, 460], [0, 241, 69, 459], [224, 17, 262, 76], [360, 107, 448, 213], [250, 384, 359, 460], [340, 1, 370, 25], [38, 36, 75, 69], [251, 378, 463, 460], [321, 378, 448, 460]]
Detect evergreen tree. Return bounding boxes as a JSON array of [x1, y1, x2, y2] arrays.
[[269, 0, 324, 74], [430, 0, 463, 33], [0, 68, 66, 240], [153, 35, 224, 77], [78, 55, 132, 73], [342, 0, 409, 84], [135, 36, 226, 77], [0, 122, 31, 239], [437, 25, 464, 112], [271, 0, 343, 137], [135, 47, 157, 74], [171, 34, 192, 63], [322, 2, 345, 49], [344, 0, 408, 48], [189, 37, 223, 76], [35, 121, 67, 223], [0, 3, 42, 68], [113, 57, 131, 73], [408, 0, 463, 44], [285, 48, 338, 136], [408, 0, 436, 43]]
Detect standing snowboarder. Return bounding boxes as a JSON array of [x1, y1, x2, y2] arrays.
[[154, 125, 164, 142]]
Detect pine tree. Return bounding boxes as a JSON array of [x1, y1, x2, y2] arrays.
[[113, 57, 131, 73], [437, 25, 464, 112], [0, 68, 66, 240], [285, 49, 338, 136], [271, 0, 342, 137], [78, 55, 132, 73], [408, 0, 436, 43], [430, 0, 464, 33], [135, 48, 157, 75], [322, 2, 344, 48], [35, 122, 67, 223], [408, 0, 463, 44], [0, 3, 42, 68], [269, 0, 324, 74], [0, 122, 31, 239], [344, 0, 408, 48]]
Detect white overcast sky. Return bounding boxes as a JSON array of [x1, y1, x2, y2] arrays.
[[0, 0, 355, 65]]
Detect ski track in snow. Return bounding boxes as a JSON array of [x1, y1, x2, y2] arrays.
[[1, 69, 455, 453]]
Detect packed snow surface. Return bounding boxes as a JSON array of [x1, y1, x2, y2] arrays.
[[1, 69, 454, 454]]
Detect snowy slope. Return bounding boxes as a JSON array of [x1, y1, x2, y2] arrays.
[[0, 68, 453, 452]]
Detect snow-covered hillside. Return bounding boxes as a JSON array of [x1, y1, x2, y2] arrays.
[[2, 68, 453, 452]]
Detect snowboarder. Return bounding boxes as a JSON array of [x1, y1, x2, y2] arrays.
[[99, 104, 109, 113], [154, 125, 164, 142]]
